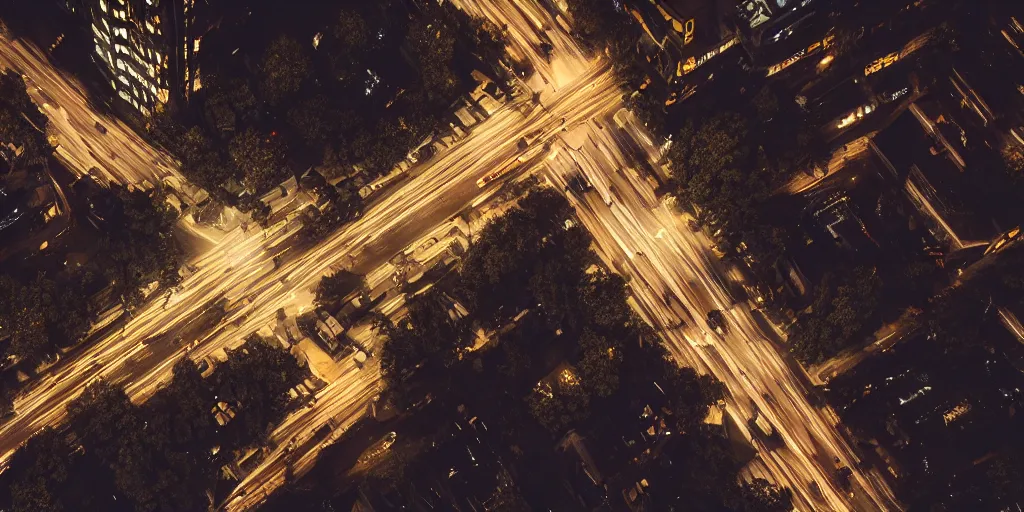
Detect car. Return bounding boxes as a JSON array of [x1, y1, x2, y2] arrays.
[[706, 309, 726, 334]]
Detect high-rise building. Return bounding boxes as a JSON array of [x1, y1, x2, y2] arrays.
[[86, 0, 209, 116]]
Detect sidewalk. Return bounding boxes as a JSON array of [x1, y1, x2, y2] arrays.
[[807, 312, 919, 385]]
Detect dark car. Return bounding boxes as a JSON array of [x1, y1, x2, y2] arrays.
[[707, 309, 726, 333]]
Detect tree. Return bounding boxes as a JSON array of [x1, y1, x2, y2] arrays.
[[62, 362, 223, 512], [376, 288, 471, 389], [177, 126, 235, 190], [229, 128, 287, 193], [213, 338, 305, 450], [564, 0, 640, 65], [364, 443, 413, 488], [314, 270, 364, 309], [13, 360, 223, 512], [579, 270, 632, 329], [789, 267, 882, 363], [468, 18, 508, 65], [0, 275, 51, 361], [0, 274, 93, 362], [66, 382, 140, 466], [351, 118, 413, 177], [239, 195, 272, 227], [487, 473, 530, 512], [928, 285, 989, 353], [730, 478, 794, 512], [201, 73, 256, 138], [663, 365, 725, 433], [407, 16, 459, 104], [528, 225, 593, 329], [1002, 142, 1024, 178], [0, 70, 49, 174], [457, 188, 581, 326], [0, 427, 124, 512], [526, 367, 591, 433], [259, 36, 311, 105], [577, 329, 621, 398], [668, 112, 751, 209], [332, 9, 370, 54], [287, 94, 341, 146], [99, 187, 182, 308]]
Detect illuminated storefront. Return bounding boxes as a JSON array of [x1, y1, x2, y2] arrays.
[[680, 36, 740, 75], [864, 51, 901, 76], [765, 34, 834, 77]]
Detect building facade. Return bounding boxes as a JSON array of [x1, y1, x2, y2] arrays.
[[86, 0, 208, 116]]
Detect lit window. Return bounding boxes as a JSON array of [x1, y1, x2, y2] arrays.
[[99, 0, 106, 11], [118, 89, 130, 101], [116, 59, 125, 70], [146, 21, 154, 33], [118, 75, 129, 86], [193, 38, 201, 53], [102, 18, 109, 30], [140, 105, 150, 116]]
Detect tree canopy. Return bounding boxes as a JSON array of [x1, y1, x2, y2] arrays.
[[3, 337, 307, 512], [789, 266, 882, 364], [0, 70, 49, 174], [314, 269, 365, 309], [259, 36, 311, 106], [213, 338, 306, 451], [229, 128, 288, 194]]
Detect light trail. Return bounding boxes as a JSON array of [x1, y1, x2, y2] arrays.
[[460, 1, 903, 510], [0, 23, 183, 188], [0, 2, 902, 509], [0, 23, 626, 510]]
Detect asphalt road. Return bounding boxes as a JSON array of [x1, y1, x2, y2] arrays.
[[0, 1, 903, 510], [0, 23, 626, 509], [459, 0, 902, 510], [0, 23, 181, 188]]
